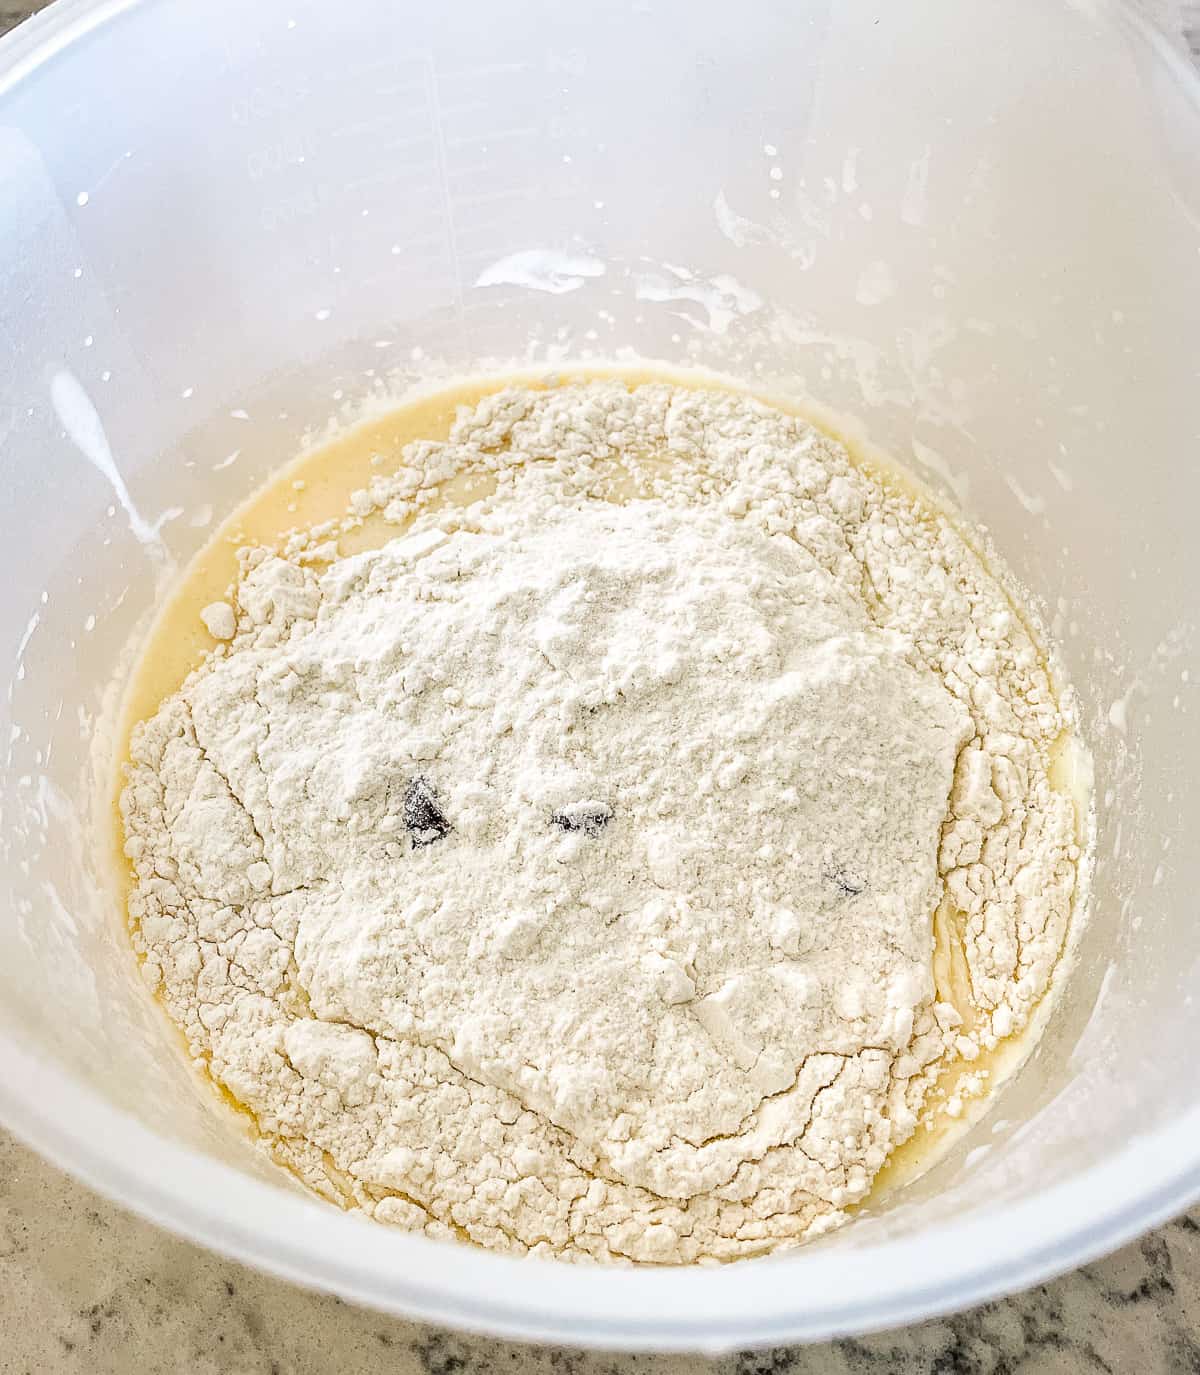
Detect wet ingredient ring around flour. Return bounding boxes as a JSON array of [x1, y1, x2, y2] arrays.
[[114, 370, 1089, 1264]]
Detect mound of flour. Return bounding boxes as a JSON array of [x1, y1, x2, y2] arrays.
[[121, 382, 1082, 1262]]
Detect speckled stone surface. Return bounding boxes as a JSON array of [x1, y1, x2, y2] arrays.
[[5, 2, 1200, 1371]]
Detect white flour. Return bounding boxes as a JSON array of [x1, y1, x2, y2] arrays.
[[121, 381, 1083, 1262]]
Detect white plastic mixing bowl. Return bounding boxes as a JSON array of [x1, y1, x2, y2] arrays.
[[2, 0, 1200, 1351]]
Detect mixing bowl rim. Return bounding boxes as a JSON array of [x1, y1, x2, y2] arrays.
[[4, 1036, 1200, 1351]]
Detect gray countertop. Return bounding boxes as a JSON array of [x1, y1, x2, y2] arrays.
[[4, 2, 1200, 1372]]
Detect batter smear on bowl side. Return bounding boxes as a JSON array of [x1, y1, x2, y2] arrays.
[[118, 377, 1088, 1263]]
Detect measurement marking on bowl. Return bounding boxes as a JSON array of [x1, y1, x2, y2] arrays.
[[323, 54, 428, 84], [445, 159, 527, 183], [380, 132, 439, 155], [451, 186, 532, 213], [438, 99, 490, 120], [341, 181, 440, 210], [341, 161, 439, 195], [356, 256, 455, 289], [455, 222, 553, 256], [329, 113, 428, 143], [424, 57, 464, 317], [356, 230, 446, 257], [342, 217, 448, 253], [372, 78, 428, 100], [446, 125, 537, 150], [438, 61, 529, 82]]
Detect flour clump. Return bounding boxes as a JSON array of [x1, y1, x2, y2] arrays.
[[121, 380, 1084, 1262]]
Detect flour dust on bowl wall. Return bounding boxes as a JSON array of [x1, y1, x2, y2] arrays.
[[1, 0, 1199, 1351]]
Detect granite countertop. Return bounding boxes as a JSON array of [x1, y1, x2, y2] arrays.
[[5, 2, 1200, 1372]]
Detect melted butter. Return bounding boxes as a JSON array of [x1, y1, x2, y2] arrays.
[[111, 364, 1091, 1221], [932, 897, 978, 1034]]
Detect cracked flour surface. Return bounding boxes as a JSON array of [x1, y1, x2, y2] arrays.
[[120, 381, 1084, 1263]]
